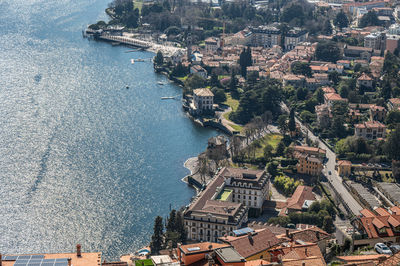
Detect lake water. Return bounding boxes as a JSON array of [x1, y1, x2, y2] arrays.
[[0, 0, 217, 259]]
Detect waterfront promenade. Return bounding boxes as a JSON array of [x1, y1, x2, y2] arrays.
[[100, 33, 186, 57]]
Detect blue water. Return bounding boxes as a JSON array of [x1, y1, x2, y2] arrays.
[[0, 0, 217, 259]]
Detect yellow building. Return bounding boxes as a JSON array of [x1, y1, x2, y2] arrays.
[[295, 152, 323, 176], [337, 160, 352, 177]]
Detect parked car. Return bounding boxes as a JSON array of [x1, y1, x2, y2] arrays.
[[389, 244, 400, 254], [375, 243, 393, 255]]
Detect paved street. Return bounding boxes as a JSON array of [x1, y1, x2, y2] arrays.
[[296, 118, 364, 216], [281, 103, 363, 216]]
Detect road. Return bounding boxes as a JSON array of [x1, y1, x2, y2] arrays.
[[281, 104, 364, 216]]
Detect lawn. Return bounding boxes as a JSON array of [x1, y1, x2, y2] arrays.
[[253, 134, 283, 158], [223, 93, 239, 112], [134, 0, 143, 13], [135, 259, 153, 266]]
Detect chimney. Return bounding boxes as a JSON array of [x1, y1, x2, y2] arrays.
[[290, 233, 294, 242], [247, 232, 253, 244], [316, 231, 320, 240], [286, 228, 289, 237], [305, 248, 308, 257], [76, 244, 82, 257], [67, 258, 71, 266], [302, 263, 305, 266]]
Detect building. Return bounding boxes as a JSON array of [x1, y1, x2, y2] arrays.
[[295, 152, 324, 176], [206, 135, 229, 161], [277, 226, 331, 256], [279, 186, 316, 216], [190, 65, 207, 79], [184, 167, 270, 242], [214, 247, 246, 266], [388, 98, 400, 110], [249, 25, 281, 48], [284, 28, 308, 51], [268, 240, 326, 265], [364, 32, 385, 51], [205, 37, 220, 53], [177, 242, 229, 266], [293, 146, 326, 158], [369, 104, 387, 121], [352, 207, 400, 247], [357, 73, 374, 88], [337, 160, 352, 177], [386, 34, 400, 53], [336, 254, 390, 265], [324, 92, 348, 107], [0, 245, 106, 266], [219, 228, 282, 260], [222, 168, 270, 212], [344, 45, 373, 61], [315, 104, 331, 128], [354, 121, 386, 139], [192, 88, 214, 114], [282, 74, 305, 88]]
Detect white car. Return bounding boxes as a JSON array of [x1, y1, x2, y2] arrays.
[[375, 243, 393, 255]]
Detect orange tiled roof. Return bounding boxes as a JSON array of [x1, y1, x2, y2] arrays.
[[220, 229, 282, 258], [287, 186, 316, 210]]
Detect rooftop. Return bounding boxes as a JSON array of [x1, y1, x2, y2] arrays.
[[1, 252, 101, 266], [214, 247, 245, 263], [193, 88, 214, 97], [178, 242, 229, 255]]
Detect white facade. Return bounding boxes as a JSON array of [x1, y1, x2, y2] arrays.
[[193, 88, 214, 111]]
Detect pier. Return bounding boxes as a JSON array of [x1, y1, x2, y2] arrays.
[[99, 34, 151, 49]]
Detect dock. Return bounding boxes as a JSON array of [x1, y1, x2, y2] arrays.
[[99, 34, 151, 49]]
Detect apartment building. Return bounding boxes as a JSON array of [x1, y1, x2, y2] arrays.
[[184, 168, 270, 242], [354, 121, 386, 139], [249, 25, 281, 48], [284, 28, 308, 51]]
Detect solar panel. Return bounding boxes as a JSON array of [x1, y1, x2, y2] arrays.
[[187, 247, 201, 251], [3, 256, 19, 261], [13, 257, 69, 266], [232, 227, 254, 236]]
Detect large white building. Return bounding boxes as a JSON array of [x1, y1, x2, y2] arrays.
[[184, 168, 270, 242], [284, 28, 308, 51], [364, 32, 385, 50], [190, 88, 214, 115]]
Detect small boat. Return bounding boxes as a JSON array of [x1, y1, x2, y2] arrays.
[[126, 86, 129, 89], [135, 59, 145, 62], [161, 96, 175, 100], [131, 59, 135, 64], [157, 81, 165, 85], [111, 42, 120, 46]]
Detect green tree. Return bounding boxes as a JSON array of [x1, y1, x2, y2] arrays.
[[166, 209, 177, 232], [154, 51, 164, 66], [323, 19, 333, 35], [288, 108, 296, 132], [359, 11, 381, 28], [334, 11, 349, 29], [328, 71, 340, 85], [150, 216, 164, 254], [229, 71, 239, 98], [276, 141, 285, 156], [291, 61, 312, 77], [264, 144, 274, 161], [210, 72, 220, 88], [315, 41, 341, 63], [267, 161, 279, 177], [314, 88, 324, 104], [211, 87, 227, 103], [184, 75, 206, 91], [323, 216, 335, 233], [175, 211, 187, 244], [386, 110, 400, 129], [278, 114, 289, 133]]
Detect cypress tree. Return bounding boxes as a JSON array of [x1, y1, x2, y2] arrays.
[[288, 108, 296, 133], [166, 209, 177, 232], [150, 216, 164, 254]]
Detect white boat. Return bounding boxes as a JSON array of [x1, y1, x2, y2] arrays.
[[131, 59, 135, 64], [157, 81, 165, 85], [161, 96, 175, 100]]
